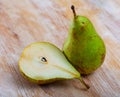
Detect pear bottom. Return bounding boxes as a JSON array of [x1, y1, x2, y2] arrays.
[[64, 53, 105, 75], [63, 48, 106, 75], [74, 65, 100, 75]]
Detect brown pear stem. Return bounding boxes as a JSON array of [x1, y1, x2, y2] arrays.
[[71, 5, 76, 18], [78, 78, 90, 89]]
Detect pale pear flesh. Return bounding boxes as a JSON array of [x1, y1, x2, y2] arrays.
[[19, 42, 81, 84]]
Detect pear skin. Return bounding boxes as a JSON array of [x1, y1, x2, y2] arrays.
[[63, 5, 106, 75]]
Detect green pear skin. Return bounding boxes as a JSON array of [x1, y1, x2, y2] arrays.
[[63, 5, 106, 75]]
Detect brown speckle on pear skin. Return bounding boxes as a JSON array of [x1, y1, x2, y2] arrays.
[[80, 26, 84, 31], [73, 32, 77, 39]]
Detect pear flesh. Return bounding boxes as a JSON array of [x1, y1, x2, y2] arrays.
[[19, 42, 89, 89], [63, 5, 106, 75]]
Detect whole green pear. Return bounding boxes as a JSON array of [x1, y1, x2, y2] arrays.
[[63, 5, 106, 75]]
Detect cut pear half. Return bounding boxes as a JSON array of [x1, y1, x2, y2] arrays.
[[19, 42, 89, 89]]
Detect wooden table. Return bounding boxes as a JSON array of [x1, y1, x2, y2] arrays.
[[0, 0, 120, 97]]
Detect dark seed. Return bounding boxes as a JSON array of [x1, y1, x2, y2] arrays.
[[41, 57, 47, 62], [82, 22, 85, 24]]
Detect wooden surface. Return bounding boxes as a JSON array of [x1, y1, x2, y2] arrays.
[[0, 0, 120, 97]]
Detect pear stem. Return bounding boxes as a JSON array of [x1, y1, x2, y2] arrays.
[[78, 78, 90, 89], [71, 5, 76, 18]]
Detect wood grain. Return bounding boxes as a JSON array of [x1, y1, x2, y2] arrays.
[[0, 0, 120, 97]]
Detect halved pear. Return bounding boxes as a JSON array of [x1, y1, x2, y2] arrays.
[[19, 42, 89, 89]]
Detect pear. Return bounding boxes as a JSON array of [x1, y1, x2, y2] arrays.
[[63, 5, 106, 75], [19, 42, 89, 89]]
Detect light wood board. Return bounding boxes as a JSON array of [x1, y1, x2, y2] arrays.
[[0, 0, 120, 97]]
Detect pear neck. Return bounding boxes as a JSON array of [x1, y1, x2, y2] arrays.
[[69, 20, 97, 41]]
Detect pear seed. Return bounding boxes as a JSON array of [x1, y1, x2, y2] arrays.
[[41, 57, 47, 62]]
